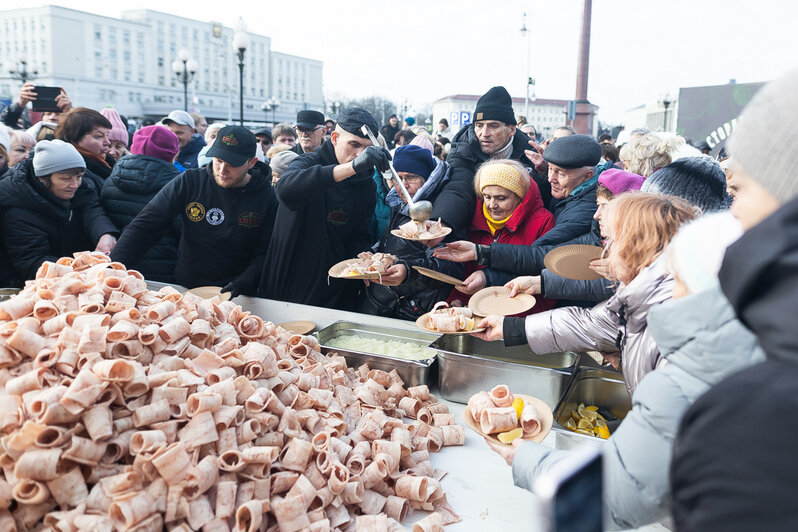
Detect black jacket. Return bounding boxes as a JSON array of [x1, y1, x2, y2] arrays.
[[483, 179, 599, 285], [380, 124, 401, 150], [0, 102, 27, 129], [177, 134, 205, 170], [361, 166, 465, 320], [101, 154, 181, 283], [447, 124, 551, 219], [111, 162, 276, 294], [79, 151, 115, 195], [258, 140, 376, 310], [0, 158, 118, 281], [670, 198, 798, 532]]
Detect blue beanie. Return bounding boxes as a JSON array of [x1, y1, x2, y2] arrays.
[[393, 145, 435, 179], [404, 117, 415, 126]]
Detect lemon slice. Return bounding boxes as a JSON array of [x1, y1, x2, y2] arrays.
[[512, 397, 524, 419], [596, 425, 611, 439], [575, 428, 592, 436], [577, 418, 594, 431], [565, 418, 577, 431], [585, 405, 599, 411], [497, 427, 524, 444], [578, 408, 598, 423]]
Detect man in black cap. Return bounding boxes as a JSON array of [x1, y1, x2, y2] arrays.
[[254, 128, 273, 157], [111, 126, 277, 296], [435, 134, 603, 292], [259, 107, 391, 310], [443, 86, 550, 233], [292, 110, 326, 155], [380, 114, 401, 150]]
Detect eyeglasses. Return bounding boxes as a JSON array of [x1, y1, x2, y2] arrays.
[[295, 126, 324, 135], [400, 175, 425, 184]]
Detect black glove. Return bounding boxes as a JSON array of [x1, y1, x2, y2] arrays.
[[352, 146, 392, 174], [221, 282, 240, 298]]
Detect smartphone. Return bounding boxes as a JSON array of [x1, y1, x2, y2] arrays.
[[31, 86, 62, 112], [533, 445, 603, 532]]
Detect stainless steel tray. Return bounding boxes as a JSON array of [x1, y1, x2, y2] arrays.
[[432, 334, 579, 408], [551, 367, 631, 449], [315, 321, 441, 387]]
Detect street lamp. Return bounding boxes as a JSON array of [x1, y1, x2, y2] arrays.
[[233, 18, 250, 126], [660, 96, 673, 132], [171, 49, 198, 112], [329, 100, 341, 116], [519, 13, 532, 120], [9, 55, 37, 84], [261, 97, 280, 127]]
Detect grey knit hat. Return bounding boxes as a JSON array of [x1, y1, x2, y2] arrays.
[[727, 67, 798, 201], [642, 156, 732, 213], [33, 139, 86, 177]]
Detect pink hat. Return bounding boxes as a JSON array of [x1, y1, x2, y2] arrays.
[[131, 125, 179, 162], [100, 108, 129, 145], [598, 168, 645, 195], [409, 134, 434, 155]]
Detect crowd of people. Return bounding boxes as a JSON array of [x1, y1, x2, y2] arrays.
[[1, 66, 797, 529]]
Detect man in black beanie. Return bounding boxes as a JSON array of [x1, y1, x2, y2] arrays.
[[258, 107, 392, 310], [443, 86, 551, 234]]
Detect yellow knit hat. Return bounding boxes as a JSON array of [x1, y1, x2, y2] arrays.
[[479, 163, 527, 198]]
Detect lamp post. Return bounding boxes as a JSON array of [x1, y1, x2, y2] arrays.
[[660, 96, 673, 132], [171, 49, 198, 112], [9, 55, 37, 84], [519, 13, 532, 119], [329, 100, 341, 117], [261, 97, 280, 127], [233, 18, 250, 126]]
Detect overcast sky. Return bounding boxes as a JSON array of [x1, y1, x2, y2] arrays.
[[35, 0, 798, 124]]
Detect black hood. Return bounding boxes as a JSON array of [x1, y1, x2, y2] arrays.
[[719, 197, 798, 363], [107, 154, 181, 196], [449, 123, 534, 166]]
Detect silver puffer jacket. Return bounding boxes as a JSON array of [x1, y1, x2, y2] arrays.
[[523, 255, 672, 395]]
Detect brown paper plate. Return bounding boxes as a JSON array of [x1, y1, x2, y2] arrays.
[[469, 286, 536, 317], [415, 312, 484, 335], [412, 266, 464, 286], [463, 393, 553, 445], [390, 226, 452, 242], [278, 320, 316, 335], [543, 244, 604, 281], [186, 286, 232, 302], [328, 258, 385, 280]]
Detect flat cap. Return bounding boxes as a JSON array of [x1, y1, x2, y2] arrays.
[[337, 107, 379, 139], [296, 110, 325, 129], [543, 134, 602, 169]]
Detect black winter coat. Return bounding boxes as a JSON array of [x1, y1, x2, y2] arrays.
[[483, 179, 598, 286], [177, 134, 205, 170], [258, 140, 376, 311], [78, 151, 114, 195], [447, 124, 551, 220], [670, 197, 798, 532], [380, 124, 401, 149], [0, 158, 118, 280], [101, 154, 181, 283], [111, 162, 277, 294], [361, 176, 465, 321]]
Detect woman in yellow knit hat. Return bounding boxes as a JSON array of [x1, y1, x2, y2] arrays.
[[450, 159, 556, 314]]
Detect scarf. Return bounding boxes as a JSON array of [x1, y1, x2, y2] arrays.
[[490, 137, 514, 160], [483, 203, 512, 236], [76, 147, 112, 179]]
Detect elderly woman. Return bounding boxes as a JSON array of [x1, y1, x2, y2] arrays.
[[619, 133, 679, 177], [361, 144, 463, 320], [451, 159, 555, 313], [55, 107, 114, 192], [486, 212, 762, 531], [476, 192, 696, 395], [269, 150, 299, 185], [7, 129, 36, 169], [0, 140, 118, 280]]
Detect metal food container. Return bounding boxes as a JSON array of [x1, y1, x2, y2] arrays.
[[315, 321, 441, 387], [433, 334, 580, 408], [0, 288, 21, 302], [552, 367, 632, 449]]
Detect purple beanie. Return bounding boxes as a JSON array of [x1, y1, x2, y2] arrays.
[[131, 125, 180, 162], [100, 108, 129, 145], [393, 144, 436, 179], [598, 168, 645, 195]]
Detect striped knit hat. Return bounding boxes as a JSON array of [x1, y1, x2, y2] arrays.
[[727, 67, 798, 202]]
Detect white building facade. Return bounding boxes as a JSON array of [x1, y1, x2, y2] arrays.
[[433, 94, 596, 139], [0, 6, 324, 125]]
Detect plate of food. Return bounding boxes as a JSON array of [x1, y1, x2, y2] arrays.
[[328, 252, 398, 280], [415, 302, 484, 334], [468, 286, 536, 317], [186, 286, 232, 302], [543, 244, 604, 281], [412, 266, 464, 286], [277, 320, 317, 335], [463, 385, 553, 445], [391, 218, 452, 242]]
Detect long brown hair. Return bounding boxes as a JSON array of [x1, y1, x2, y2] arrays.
[[603, 192, 696, 283]]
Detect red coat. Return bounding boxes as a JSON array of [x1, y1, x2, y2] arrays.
[[450, 179, 556, 314]]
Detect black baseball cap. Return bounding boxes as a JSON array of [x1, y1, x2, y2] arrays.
[[206, 126, 257, 166], [337, 107, 379, 139], [296, 110, 325, 129]]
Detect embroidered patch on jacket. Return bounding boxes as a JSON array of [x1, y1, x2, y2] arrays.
[[186, 202, 205, 222], [238, 211, 262, 229], [327, 208, 349, 226], [206, 208, 225, 226]]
